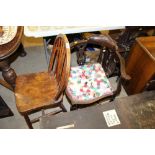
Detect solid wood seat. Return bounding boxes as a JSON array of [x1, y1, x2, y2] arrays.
[[15, 72, 58, 113], [14, 34, 71, 128]]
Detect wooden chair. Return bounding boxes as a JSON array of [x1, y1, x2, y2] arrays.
[[15, 34, 71, 128], [66, 34, 131, 110]]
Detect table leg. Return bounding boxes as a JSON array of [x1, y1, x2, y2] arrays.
[[18, 43, 27, 57], [0, 60, 17, 89]]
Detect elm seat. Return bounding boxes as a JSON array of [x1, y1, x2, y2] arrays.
[[66, 63, 113, 104], [15, 72, 58, 113]]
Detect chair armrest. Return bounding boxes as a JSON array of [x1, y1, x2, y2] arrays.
[[87, 34, 116, 49], [88, 34, 131, 81]]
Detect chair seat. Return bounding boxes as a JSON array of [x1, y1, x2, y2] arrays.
[[66, 63, 113, 104], [15, 72, 58, 113]]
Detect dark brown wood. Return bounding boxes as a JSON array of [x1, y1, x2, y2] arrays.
[[18, 43, 27, 57], [124, 36, 155, 95], [70, 34, 130, 80], [67, 34, 130, 108], [0, 96, 14, 118], [15, 34, 71, 128], [0, 26, 24, 89], [23, 114, 33, 129], [70, 40, 87, 65], [0, 61, 17, 88], [40, 91, 155, 129], [0, 79, 13, 91], [0, 26, 24, 59]]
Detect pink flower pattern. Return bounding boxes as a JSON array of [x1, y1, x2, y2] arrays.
[[66, 63, 113, 101]]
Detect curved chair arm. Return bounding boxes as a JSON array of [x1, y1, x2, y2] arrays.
[[70, 40, 87, 49], [88, 34, 117, 49], [115, 48, 131, 81]]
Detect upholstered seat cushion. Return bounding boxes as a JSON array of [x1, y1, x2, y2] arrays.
[[66, 63, 113, 104]]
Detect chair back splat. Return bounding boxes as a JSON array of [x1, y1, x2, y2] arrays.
[[48, 34, 71, 99]]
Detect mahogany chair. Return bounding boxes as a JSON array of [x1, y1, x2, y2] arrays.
[[15, 34, 71, 128], [66, 34, 131, 110]]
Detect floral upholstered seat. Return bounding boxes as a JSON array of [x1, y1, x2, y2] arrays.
[[66, 63, 113, 104]]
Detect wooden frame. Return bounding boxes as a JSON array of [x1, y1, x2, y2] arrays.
[[67, 34, 131, 110], [15, 34, 71, 128]]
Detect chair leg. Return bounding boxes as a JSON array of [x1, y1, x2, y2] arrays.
[[70, 104, 78, 111], [23, 114, 33, 129], [59, 102, 67, 112]]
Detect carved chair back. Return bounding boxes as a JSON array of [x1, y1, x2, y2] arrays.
[[48, 34, 71, 99]]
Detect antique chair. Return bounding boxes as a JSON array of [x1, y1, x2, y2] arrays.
[[66, 34, 131, 110], [15, 34, 71, 128]]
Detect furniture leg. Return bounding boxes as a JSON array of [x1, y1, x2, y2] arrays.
[[59, 102, 67, 112], [70, 104, 78, 111], [23, 114, 33, 129], [0, 96, 14, 118], [0, 60, 17, 89], [18, 43, 27, 57]]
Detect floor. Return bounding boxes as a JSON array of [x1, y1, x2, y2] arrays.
[[0, 46, 127, 129]]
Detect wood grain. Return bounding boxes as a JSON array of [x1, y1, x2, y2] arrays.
[[124, 36, 155, 95], [15, 34, 71, 128]]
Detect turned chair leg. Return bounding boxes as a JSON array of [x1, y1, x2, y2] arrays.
[[23, 114, 33, 129]]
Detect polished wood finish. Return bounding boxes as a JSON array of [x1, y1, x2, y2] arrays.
[[124, 36, 155, 95], [0, 61, 17, 88], [68, 34, 130, 109], [40, 91, 155, 129], [15, 72, 58, 113], [15, 34, 71, 128], [48, 35, 71, 99], [0, 26, 24, 89]]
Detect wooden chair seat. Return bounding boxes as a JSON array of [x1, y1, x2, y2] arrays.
[[15, 72, 58, 113]]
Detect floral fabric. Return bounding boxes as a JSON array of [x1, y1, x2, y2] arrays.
[[66, 63, 113, 102]]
